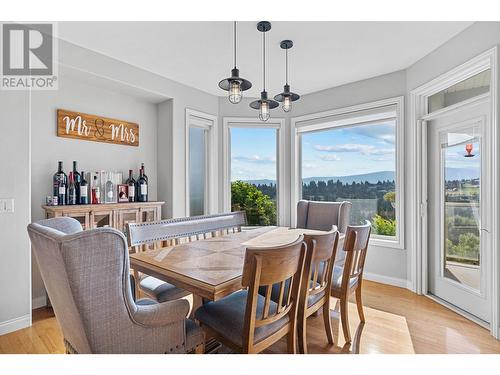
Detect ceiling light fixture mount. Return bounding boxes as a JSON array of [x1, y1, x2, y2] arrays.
[[274, 39, 300, 112], [219, 21, 252, 104], [250, 21, 278, 122]]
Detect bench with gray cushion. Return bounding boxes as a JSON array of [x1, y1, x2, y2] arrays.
[[27, 217, 204, 354], [127, 212, 247, 303]]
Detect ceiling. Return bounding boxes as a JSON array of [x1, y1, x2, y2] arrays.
[[58, 21, 473, 98]]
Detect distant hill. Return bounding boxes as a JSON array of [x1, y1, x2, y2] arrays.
[[241, 171, 395, 186], [445, 167, 480, 181]]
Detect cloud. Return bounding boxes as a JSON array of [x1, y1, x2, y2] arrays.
[[232, 155, 276, 164], [349, 123, 396, 145], [320, 154, 341, 161], [314, 143, 394, 156]]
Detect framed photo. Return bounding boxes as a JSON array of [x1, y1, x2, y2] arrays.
[[117, 184, 129, 203]]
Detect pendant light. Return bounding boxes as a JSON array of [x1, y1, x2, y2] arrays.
[[274, 40, 300, 112], [219, 21, 252, 104], [250, 21, 278, 121]]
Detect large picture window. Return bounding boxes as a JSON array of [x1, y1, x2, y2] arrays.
[[292, 97, 404, 247]]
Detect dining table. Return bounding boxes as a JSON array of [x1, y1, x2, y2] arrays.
[[129, 226, 343, 304]]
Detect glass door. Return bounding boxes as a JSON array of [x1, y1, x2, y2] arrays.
[[427, 101, 490, 322]]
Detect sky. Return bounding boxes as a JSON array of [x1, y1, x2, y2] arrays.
[[230, 121, 396, 181]]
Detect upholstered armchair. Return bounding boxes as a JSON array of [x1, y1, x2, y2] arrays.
[[296, 200, 352, 234], [27, 217, 204, 354]]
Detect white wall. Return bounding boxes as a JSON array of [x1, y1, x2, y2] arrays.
[[30, 72, 160, 306], [218, 70, 408, 285], [0, 90, 32, 334]]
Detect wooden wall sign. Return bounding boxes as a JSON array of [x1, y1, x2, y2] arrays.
[[57, 109, 139, 147]]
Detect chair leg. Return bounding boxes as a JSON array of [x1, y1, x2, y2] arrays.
[[340, 296, 351, 343], [355, 286, 365, 323], [194, 343, 204, 354], [297, 317, 307, 354], [322, 303, 334, 345]]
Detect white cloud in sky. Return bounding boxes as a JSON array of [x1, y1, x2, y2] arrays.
[[314, 143, 394, 156], [320, 154, 341, 161]]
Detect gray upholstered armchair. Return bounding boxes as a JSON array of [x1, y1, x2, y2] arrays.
[[27, 217, 204, 354], [296, 200, 351, 233]]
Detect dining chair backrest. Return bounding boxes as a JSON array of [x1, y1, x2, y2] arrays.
[[296, 200, 352, 233], [241, 236, 307, 349], [301, 230, 339, 306], [342, 220, 371, 288], [127, 211, 247, 249]]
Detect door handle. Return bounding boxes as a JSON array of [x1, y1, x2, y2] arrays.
[[480, 228, 490, 233]]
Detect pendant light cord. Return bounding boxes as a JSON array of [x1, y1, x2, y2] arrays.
[[263, 30, 266, 91], [285, 47, 288, 85], [233, 21, 237, 68]]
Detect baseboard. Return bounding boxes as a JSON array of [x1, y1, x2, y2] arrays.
[[32, 295, 47, 309], [0, 314, 31, 336], [363, 272, 407, 288]]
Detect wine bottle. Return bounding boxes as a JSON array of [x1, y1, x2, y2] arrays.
[[53, 161, 67, 205], [105, 172, 115, 203], [92, 175, 100, 204], [126, 169, 136, 202], [137, 168, 148, 202], [68, 172, 77, 205], [79, 171, 88, 204], [72, 161, 81, 203], [141, 162, 148, 183]]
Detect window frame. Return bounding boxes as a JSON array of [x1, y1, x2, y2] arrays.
[[185, 108, 218, 216], [222, 117, 286, 226], [290, 96, 405, 249]]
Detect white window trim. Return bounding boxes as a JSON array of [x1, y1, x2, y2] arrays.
[[222, 117, 286, 226], [185, 108, 218, 216], [290, 96, 405, 249], [409, 47, 499, 339]]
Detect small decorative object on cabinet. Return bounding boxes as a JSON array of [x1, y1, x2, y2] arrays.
[[117, 184, 129, 203], [42, 201, 164, 252]]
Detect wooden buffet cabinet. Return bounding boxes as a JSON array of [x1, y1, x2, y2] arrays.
[[42, 202, 164, 250]]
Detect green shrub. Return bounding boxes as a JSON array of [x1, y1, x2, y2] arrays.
[[372, 214, 396, 236], [231, 181, 277, 226]]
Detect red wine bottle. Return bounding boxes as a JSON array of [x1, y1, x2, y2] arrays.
[[72, 161, 81, 203], [137, 168, 148, 202], [53, 161, 67, 205], [126, 169, 136, 202], [79, 171, 88, 204], [68, 172, 77, 205]]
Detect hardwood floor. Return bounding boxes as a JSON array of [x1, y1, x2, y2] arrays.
[[1, 280, 499, 354]]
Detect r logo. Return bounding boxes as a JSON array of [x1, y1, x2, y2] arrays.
[[2, 23, 53, 76]]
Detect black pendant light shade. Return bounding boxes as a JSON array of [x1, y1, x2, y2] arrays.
[[250, 21, 278, 122], [219, 21, 252, 104], [274, 40, 300, 112]]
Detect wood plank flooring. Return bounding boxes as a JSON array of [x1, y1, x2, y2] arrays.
[[1, 280, 499, 354]]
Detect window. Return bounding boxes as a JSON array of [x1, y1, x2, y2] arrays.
[[230, 127, 278, 226], [186, 109, 217, 217], [223, 118, 285, 227], [188, 126, 207, 216], [292, 97, 404, 247], [428, 69, 490, 113]]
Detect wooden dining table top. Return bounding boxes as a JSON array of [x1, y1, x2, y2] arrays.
[[130, 226, 338, 301]]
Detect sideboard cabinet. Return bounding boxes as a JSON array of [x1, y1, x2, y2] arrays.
[[42, 201, 164, 251]]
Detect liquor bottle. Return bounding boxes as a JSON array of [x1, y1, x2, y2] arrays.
[[92, 175, 100, 204], [126, 169, 136, 202], [53, 161, 67, 205], [68, 172, 77, 205], [137, 168, 148, 202], [79, 171, 88, 204], [141, 162, 148, 183], [105, 172, 115, 203], [72, 161, 82, 203]]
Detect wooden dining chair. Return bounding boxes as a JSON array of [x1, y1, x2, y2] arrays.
[[331, 220, 371, 343], [297, 230, 340, 353], [194, 236, 307, 353]]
